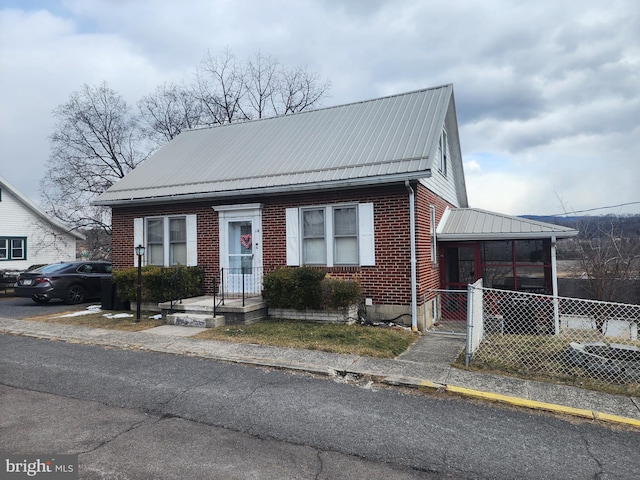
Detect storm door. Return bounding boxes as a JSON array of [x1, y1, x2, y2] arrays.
[[440, 243, 481, 320], [216, 205, 263, 296]]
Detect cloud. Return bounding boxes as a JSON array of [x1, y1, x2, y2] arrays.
[[0, 0, 638, 216]]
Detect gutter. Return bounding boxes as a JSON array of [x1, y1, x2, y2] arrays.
[[405, 180, 418, 332], [92, 171, 433, 207]]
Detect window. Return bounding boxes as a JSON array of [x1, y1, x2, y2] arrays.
[[438, 130, 448, 176], [146, 218, 164, 265], [429, 205, 437, 264], [302, 206, 356, 265], [302, 208, 326, 264], [169, 217, 187, 265], [287, 203, 374, 267], [333, 206, 358, 264], [0, 237, 26, 261], [135, 215, 197, 267]]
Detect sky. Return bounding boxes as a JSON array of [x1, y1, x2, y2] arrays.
[[1, 0, 639, 217]]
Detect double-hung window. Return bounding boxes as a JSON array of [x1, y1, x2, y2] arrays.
[[134, 215, 196, 266], [169, 217, 187, 265], [333, 206, 358, 264], [288, 203, 374, 267], [0, 237, 26, 261], [302, 208, 326, 264]]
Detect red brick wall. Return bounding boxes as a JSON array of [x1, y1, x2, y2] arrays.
[[110, 183, 453, 306], [414, 183, 456, 303]]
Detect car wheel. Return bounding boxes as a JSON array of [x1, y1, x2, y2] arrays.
[[65, 284, 86, 304], [32, 296, 50, 304]]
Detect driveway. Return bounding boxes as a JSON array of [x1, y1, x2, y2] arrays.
[[0, 296, 97, 319]]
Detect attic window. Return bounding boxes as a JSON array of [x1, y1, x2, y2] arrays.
[[438, 130, 448, 176]]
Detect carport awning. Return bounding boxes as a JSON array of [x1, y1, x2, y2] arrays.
[[436, 208, 578, 241]]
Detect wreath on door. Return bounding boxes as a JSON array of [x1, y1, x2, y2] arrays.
[[240, 233, 252, 250]]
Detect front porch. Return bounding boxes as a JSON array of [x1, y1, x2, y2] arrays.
[[160, 295, 268, 328]]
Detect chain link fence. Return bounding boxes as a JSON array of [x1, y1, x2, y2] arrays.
[[458, 284, 640, 392]]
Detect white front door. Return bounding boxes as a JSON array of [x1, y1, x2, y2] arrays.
[[215, 205, 263, 295]]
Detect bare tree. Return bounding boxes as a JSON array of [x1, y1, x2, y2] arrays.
[[574, 218, 640, 304], [246, 51, 280, 119], [42, 51, 331, 259], [275, 65, 332, 115], [195, 48, 331, 123], [41, 82, 149, 254], [138, 82, 205, 145], [195, 48, 250, 124]]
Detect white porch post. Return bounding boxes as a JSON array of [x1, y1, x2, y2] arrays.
[[551, 235, 560, 335]]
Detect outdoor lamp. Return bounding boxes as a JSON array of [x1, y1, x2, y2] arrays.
[[135, 245, 145, 322]]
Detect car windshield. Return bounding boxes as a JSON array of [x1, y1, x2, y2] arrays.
[[36, 263, 72, 274]]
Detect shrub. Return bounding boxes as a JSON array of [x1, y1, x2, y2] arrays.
[[263, 267, 360, 310], [321, 277, 361, 309], [113, 266, 204, 303]]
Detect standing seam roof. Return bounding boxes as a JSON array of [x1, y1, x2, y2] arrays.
[[95, 85, 454, 204]]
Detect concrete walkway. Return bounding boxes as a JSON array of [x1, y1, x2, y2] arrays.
[[1, 317, 639, 428]]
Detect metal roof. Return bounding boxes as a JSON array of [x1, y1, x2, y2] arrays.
[[436, 208, 578, 240], [95, 85, 457, 205]]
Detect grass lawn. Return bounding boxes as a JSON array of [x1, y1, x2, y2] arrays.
[[456, 332, 640, 397], [194, 319, 418, 358], [21, 305, 418, 358]]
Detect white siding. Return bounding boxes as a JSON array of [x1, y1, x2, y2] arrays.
[[0, 187, 77, 270]]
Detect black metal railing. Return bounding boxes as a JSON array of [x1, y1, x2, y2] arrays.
[[217, 266, 263, 307]]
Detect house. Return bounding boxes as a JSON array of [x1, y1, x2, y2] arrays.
[[95, 84, 577, 330], [0, 174, 85, 272]]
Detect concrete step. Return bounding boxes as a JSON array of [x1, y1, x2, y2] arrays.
[[166, 312, 225, 328], [160, 296, 268, 326]]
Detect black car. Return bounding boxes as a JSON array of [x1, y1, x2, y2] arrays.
[[14, 261, 112, 304]]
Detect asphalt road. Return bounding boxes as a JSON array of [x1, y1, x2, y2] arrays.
[[2, 335, 639, 479]]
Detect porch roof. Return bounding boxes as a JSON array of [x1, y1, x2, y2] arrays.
[[436, 208, 578, 241]]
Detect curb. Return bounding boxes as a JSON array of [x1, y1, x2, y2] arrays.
[[382, 375, 640, 429], [3, 322, 640, 430]]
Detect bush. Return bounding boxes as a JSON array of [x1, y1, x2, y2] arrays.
[[263, 266, 360, 310], [113, 266, 204, 303], [321, 277, 361, 309]]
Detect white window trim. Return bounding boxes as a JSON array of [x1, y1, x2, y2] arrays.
[[286, 203, 375, 267], [133, 215, 197, 267]]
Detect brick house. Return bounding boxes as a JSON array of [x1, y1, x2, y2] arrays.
[[95, 84, 577, 330]]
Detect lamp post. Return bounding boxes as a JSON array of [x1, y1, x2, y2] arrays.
[[135, 245, 145, 322]]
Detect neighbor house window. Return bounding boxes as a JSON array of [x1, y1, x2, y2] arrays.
[[287, 203, 374, 267], [0, 237, 26, 261], [134, 215, 197, 267]]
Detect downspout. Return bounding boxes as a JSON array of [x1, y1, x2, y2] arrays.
[[405, 180, 418, 332]]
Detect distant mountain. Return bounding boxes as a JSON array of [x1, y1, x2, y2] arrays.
[[520, 214, 640, 238]]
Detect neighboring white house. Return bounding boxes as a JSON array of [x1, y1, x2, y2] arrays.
[[0, 174, 84, 271]]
